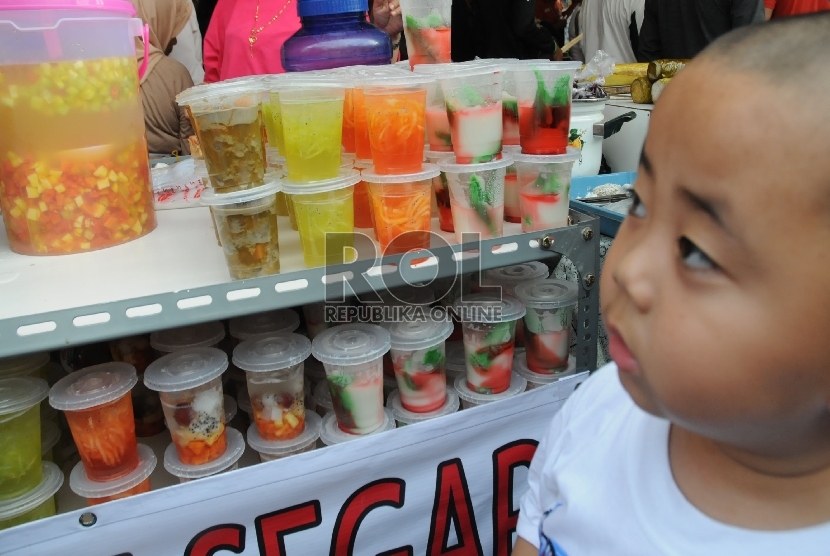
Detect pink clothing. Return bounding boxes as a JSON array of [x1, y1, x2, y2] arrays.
[[204, 0, 302, 82]]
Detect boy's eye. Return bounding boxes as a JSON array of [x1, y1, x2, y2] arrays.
[[679, 237, 718, 270], [628, 190, 647, 218]]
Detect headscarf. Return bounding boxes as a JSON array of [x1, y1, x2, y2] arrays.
[[130, 0, 193, 84]]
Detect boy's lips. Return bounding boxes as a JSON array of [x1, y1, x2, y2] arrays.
[[608, 327, 640, 374]]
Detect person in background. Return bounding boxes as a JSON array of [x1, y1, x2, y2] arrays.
[[765, 0, 830, 18], [170, 3, 205, 84], [370, 0, 405, 62], [567, 1, 585, 61], [131, 0, 195, 155], [582, 0, 645, 63], [536, 0, 582, 50], [637, 0, 763, 61]]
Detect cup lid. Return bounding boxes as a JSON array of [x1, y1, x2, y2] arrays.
[[513, 351, 577, 384], [143, 348, 228, 393], [41, 420, 61, 457], [361, 72, 435, 87], [237, 389, 252, 416], [511, 147, 582, 165], [229, 310, 301, 341], [378, 286, 436, 307], [200, 180, 282, 206], [360, 164, 439, 184], [313, 379, 333, 412], [387, 318, 453, 352], [435, 62, 505, 79], [233, 333, 312, 372], [319, 408, 395, 445], [177, 81, 265, 108], [305, 356, 328, 384], [444, 341, 466, 376], [0, 0, 136, 14], [454, 374, 526, 405], [453, 293, 526, 323], [281, 169, 361, 195], [150, 321, 226, 353], [387, 389, 459, 424], [0, 352, 49, 380], [484, 261, 550, 287], [224, 394, 237, 423], [70, 444, 156, 499], [246, 411, 322, 455], [512, 60, 582, 72], [437, 153, 514, 173], [164, 427, 245, 480], [0, 462, 63, 521], [0, 377, 49, 416], [311, 324, 391, 366], [273, 76, 350, 90], [514, 279, 578, 309], [49, 364, 136, 411]]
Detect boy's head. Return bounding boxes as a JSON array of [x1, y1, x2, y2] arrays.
[[601, 13, 830, 468]]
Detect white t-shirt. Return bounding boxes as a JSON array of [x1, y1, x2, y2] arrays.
[[517, 363, 830, 555], [581, 0, 645, 64]]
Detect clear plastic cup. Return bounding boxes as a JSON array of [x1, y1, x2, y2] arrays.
[[438, 154, 514, 243], [313, 379, 334, 418], [40, 420, 61, 462], [353, 159, 376, 230], [69, 443, 156, 506], [438, 65, 504, 164], [513, 351, 576, 390], [454, 293, 526, 394], [144, 348, 228, 466], [424, 150, 454, 233], [454, 373, 527, 409], [49, 364, 139, 482], [414, 64, 457, 151], [483, 261, 550, 297], [247, 411, 322, 462], [319, 408, 395, 445], [444, 341, 467, 383], [0, 353, 50, 381], [164, 427, 245, 483], [303, 300, 351, 340], [311, 324, 390, 435], [513, 149, 581, 232], [177, 81, 267, 193], [0, 377, 49, 499], [388, 389, 459, 426], [233, 334, 311, 442], [229, 309, 301, 345], [283, 171, 361, 269], [361, 165, 440, 255], [513, 61, 582, 155], [150, 321, 226, 356], [387, 318, 453, 413], [0, 462, 62, 531], [400, 0, 452, 66], [515, 280, 578, 374], [503, 146, 522, 223], [345, 66, 405, 161], [109, 335, 155, 374], [498, 60, 524, 146]]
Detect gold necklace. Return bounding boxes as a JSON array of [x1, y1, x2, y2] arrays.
[[250, 0, 292, 55]]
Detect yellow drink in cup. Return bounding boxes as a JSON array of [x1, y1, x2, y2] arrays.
[[0, 378, 49, 500]]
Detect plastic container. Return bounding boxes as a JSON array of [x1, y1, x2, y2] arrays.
[[388, 389, 458, 426], [144, 348, 228, 466], [303, 300, 351, 339], [49, 364, 139, 482], [224, 394, 238, 424], [503, 146, 521, 223], [399, 0, 452, 66], [283, 170, 361, 268], [0, 2, 156, 256], [40, 420, 61, 463], [282, 0, 392, 72], [513, 351, 576, 390], [444, 341, 467, 383], [483, 261, 550, 297], [512, 148, 581, 232], [313, 379, 334, 417], [353, 158, 376, 230], [515, 280, 578, 374], [387, 318, 453, 413], [498, 60, 525, 146], [0, 353, 50, 381], [0, 462, 62, 531], [0, 377, 49, 499], [109, 335, 155, 374], [233, 334, 311, 442], [150, 321, 226, 355], [414, 65, 456, 152], [229, 309, 301, 344], [346, 66, 403, 160], [164, 427, 245, 483], [424, 150, 454, 233], [361, 165, 440, 255], [69, 443, 155, 506], [319, 407, 395, 445], [437, 154, 514, 243], [454, 293, 526, 394], [513, 61, 582, 155], [311, 324, 390, 435], [306, 356, 329, 385], [247, 411, 322, 462], [454, 374, 526, 409]]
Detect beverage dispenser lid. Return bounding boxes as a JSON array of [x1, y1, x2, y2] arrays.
[[297, 0, 368, 18], [0, 0, 136, 15]]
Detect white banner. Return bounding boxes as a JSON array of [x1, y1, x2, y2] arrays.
[[0, 373, 588, 556]]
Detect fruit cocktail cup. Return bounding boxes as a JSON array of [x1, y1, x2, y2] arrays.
[[400, 0, 452, 66], [312, 324, 390, 435], [454, 293, 526, 394], [515, 279, 578, 374], [424, 150, 455, 233], [454, 373, 527, 409], [282, 170, 361, 269], [353, 158, 376, 230], [229, 309, 301, 346], [438, 154, 514, 243], [0, 377, 49, 499], [233, 334, 311, 441], [0, 462, 62, 531], [387, 318, 454, 413], [49, 363, 139, 482], [69, 443, 155, 506], [502, 146, 522, 223], [483, 261, 550, 347], [144, 348, 229, 466], [346, 66, 404, 161], [514, 61, 582, 155], [164, 427, 245, 483], [513, 148, 581, 232], [150, 321, 226, 357], [247, 411, 322, 462], [361, 165, 440, 255]]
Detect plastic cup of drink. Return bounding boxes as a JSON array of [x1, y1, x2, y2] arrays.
[[229, 309, 301, 346], [144, 348, 229, 466], [513, 148, 581, 232], [49, 364, 141, 482], [69, 443, 155, 506], [0, 462, 62, 531], [150, 321, 226, 357], [414, 64, 457, 152], [311, 324, 390, 435], [247, 411, 322, 462], [387, 318, 453, 413], [177, 81, 267, 193], [233, 333, 311, 442], [0, 377, 49, 499], [424, 149, 454, 232], [353, 159, 376, 230], [399, 0, 452, 66], [345, 66, 405, 161], [387, 389, 459, 426], [110, 335, 165, 438], [313, 379, 334, 418], [438, 154, 514, 243], [502, 146, 522, 223], [361, 164, 439, 255], [515, 279, 578, 374], [454, 373, 527, 409], [454, 293, 526, 394], [0, 353, 50, 381], [164, 427, 245, 483], [483, 261, 549, 346], [513, 61, 582, 155], [319, 408, 395, 445], [282, 170, 361, 269], [200, 180, 282, 280], [513, 351, 577, 390]]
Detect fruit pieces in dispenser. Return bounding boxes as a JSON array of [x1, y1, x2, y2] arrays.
[[518, 69, 575, 155], [0, 377, 49, 500], [364, 88, 427, 174], [404, 12, 451, 65]]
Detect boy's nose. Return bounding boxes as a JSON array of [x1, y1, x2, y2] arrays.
[[611, 238, 657, 314]]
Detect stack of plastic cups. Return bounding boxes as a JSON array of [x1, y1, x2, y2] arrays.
[[150, 321, 227, 357], [424, 149, 454, 233], [514, 279, 578, 375], [513, 351, 577, 391], [353, 159, 377, 231], [0, 353, 59, 459], [228, 309, 301, 348], [110, 334, 166, 437], [399, 0, 453, 67], [481, 261, 550, 346], [502, 146, 522, 224], [512, 148, 581, 232]]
